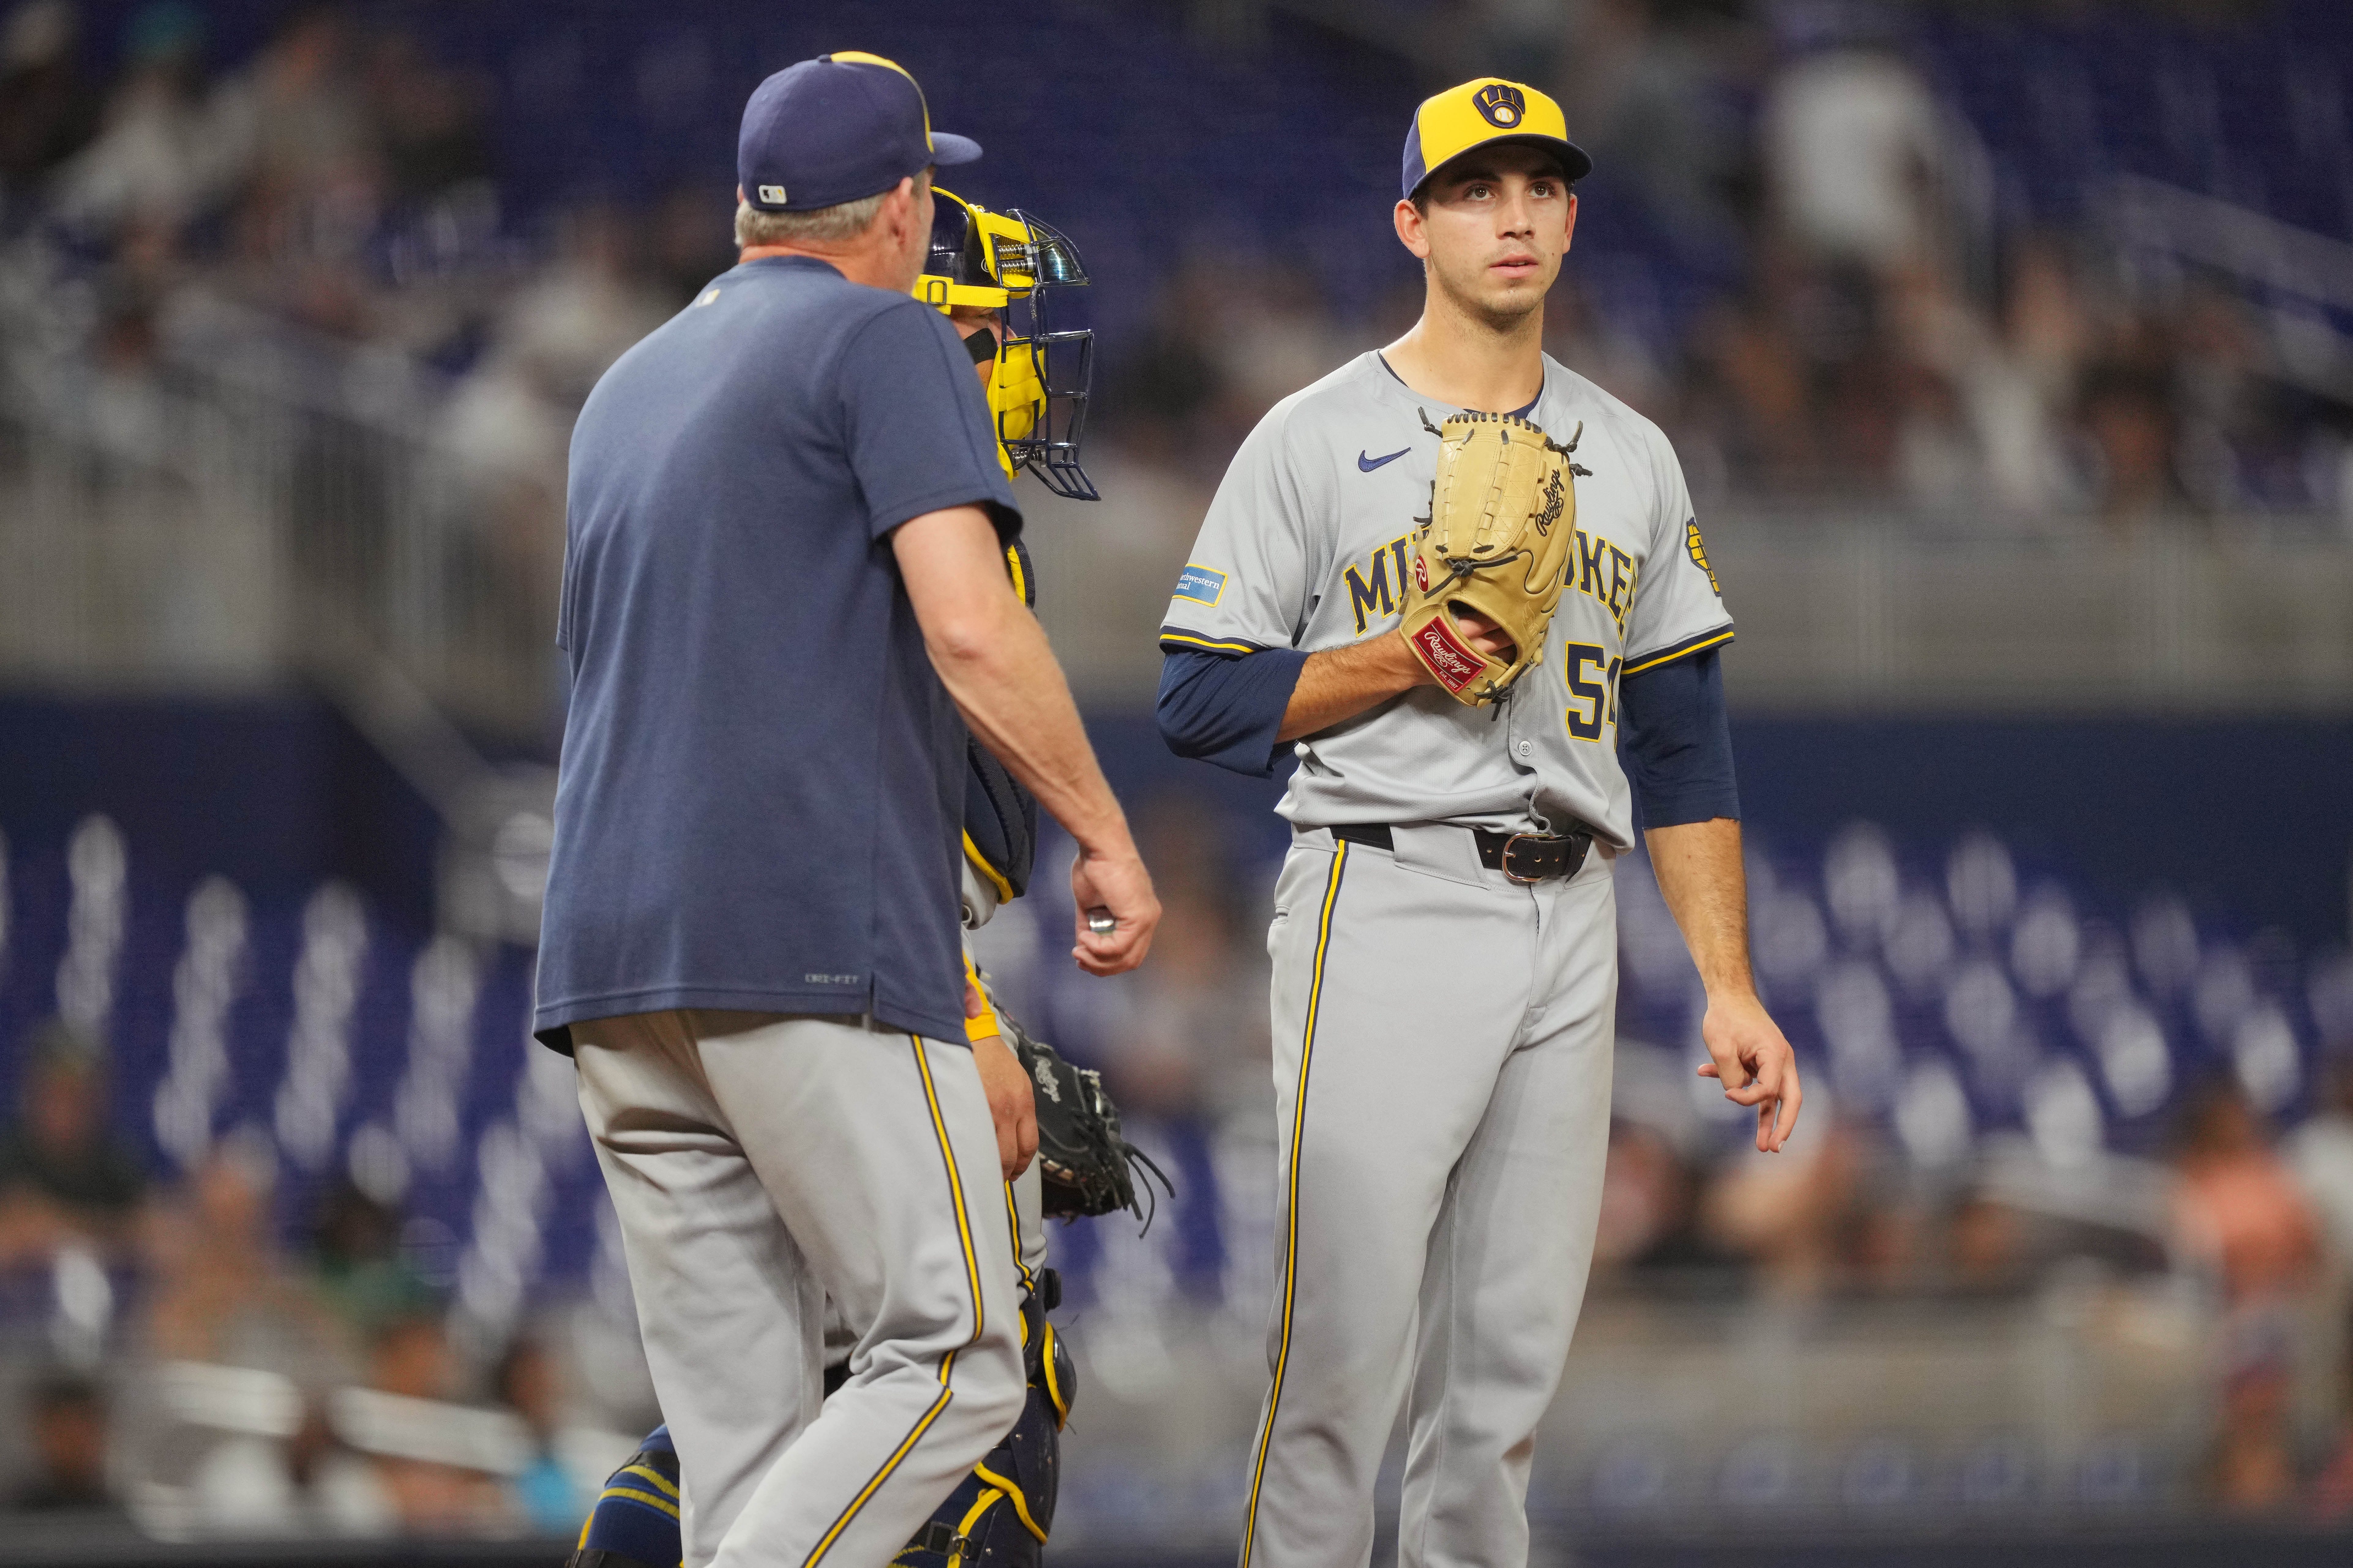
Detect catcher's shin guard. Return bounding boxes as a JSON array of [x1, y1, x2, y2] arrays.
[[570, 1426, 680, 1568], [895, 1276, 1073, 1568]]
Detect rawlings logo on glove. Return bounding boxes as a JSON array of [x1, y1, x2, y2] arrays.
[[1411, 619, 1486, 696], [1397, 409, 1591, 706]]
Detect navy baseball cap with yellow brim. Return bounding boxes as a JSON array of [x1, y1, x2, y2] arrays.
[[739, 51, 980, 213], [1402, 77, 1592, 200]]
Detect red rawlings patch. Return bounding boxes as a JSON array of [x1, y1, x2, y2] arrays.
[[1412, 616, 1485, 694], [1413, 554, 1429, 592]]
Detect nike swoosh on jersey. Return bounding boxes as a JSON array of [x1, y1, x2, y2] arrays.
[[1357, 447, 1410, 472]]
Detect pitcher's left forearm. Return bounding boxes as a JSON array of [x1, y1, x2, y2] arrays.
[[1645, 816, 1803, 1152], [1644, 817, 1753, 998]]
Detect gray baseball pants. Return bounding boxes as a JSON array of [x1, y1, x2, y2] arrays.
[[574, 1010, 1027, 1568], [1240, 826, 1618, 1568]]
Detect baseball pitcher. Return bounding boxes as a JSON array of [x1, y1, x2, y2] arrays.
[[1155, 77, 1803, 1568]]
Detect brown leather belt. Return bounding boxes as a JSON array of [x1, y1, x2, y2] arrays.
[[1329, 822, 1593, 883]]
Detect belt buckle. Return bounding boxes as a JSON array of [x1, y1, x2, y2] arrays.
[[1499, 833, 1556, 884]]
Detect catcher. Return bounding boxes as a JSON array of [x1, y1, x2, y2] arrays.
[[1153, 78, 1801, 1567], [570, 191, 1161, 1568]]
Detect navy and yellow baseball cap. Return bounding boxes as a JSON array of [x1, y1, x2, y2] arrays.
[[739, 52, 980, 213], [1401, 77, 1592, 200]]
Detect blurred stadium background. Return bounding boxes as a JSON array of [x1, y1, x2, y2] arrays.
[[0, 0, 2350, 1562]]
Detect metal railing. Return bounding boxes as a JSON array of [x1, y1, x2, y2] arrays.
[[6, 248, 2350, 725], [1705, 518, 2353, 715], [0, 253, 560, 743], [1014, 466, 2353, 713]]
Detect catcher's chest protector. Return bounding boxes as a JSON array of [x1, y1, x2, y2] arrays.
[[1399, 411, 1589, 705]]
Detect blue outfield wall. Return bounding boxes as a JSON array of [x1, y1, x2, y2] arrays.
[[0, 698, 2344, 958], [1083, 712, 2353, 952], [0, 693, 440, 933], [1725, 716, 2353, 952]]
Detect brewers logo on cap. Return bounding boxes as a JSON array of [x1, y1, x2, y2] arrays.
[[1401, 76, 1593, 200], [1473, 83, 1526, 128]]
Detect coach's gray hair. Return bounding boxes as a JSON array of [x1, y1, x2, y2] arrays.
[[733, 169, 932, 248], [734, 189, 890, 247]]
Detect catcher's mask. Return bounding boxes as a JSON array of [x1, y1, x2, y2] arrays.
[[916, 188, 1098, 501]]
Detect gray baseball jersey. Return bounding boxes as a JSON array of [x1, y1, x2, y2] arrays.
[[1160, 351, 1731, 848]]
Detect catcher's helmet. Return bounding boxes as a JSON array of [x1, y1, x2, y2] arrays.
[[916, 189, 1098, 501]]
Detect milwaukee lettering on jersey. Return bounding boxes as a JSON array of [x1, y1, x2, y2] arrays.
[[1155, 349, 1733, 851], [1412, 617, 1485, 694]]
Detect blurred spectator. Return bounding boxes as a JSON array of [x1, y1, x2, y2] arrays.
[[1956, 237, 2088, 514], [12, 0, 2338, 531], [1559, 0, 1752, 249], [362, 28, 491, 204], [2078, 356, 2183, 527], [0, 1021, 147, 1267], [286, 1399, 396, 1536], [1704, 1121, 1913, 1297], [1938, 1194, 2030, 1297], [1592, 1121, 1745, 1289], [437, 198, 669, 650], [2204, 1313, 2303, 1514], [1682, 263, 1822, 497], [8, 1372, 122, 1516], [2170, 285, 2265, 511], [368, 1312, 454, 1400], [365, 1314, 511, 1533], [182, 1391, 398, 1536], [2287, 1057, 2353, 1264], [488, 201, 670, 409], [310, 1179, 435, 1339], [495, 1336, 583, 1534], [0, 0, 99, 205], [2311, 1298, 2353, 1521], [208, 3, 371, 204], [144, 1133, 353, 1383], [1544, 275, 1667, 419], [48, 0, 223, 237], [2169, 1081, 2321, 1305], [1210, 261, 1349, 435], [1762, 32, 1960, 281]]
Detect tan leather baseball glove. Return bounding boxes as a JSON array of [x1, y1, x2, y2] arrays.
[[1397, 410, 1590, 705]]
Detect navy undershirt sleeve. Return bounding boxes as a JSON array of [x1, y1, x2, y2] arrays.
[[1619, 647, 1740, 828], [1156, 647, 1309, 778]]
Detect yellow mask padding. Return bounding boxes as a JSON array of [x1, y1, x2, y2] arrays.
[[990, 339, 1043, 446]]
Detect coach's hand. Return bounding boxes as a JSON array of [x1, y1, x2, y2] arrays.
[[896, 503, 1163, 980], [1696, 992, 1803, 1154], [969, 993, 1038, 1181], [1071, 846, 1159, 976]]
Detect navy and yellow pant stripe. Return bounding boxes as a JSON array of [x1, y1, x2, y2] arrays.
[[1238, 839, 1349, 1568]]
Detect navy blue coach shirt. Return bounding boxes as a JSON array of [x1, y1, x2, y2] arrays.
[[534, 254, 1019, 1051]]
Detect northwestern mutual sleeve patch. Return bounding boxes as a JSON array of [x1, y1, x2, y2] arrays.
[[1173, 564, 1228, 606]]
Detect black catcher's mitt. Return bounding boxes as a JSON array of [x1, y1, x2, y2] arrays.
[[981, 976, 1172, 1224]]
